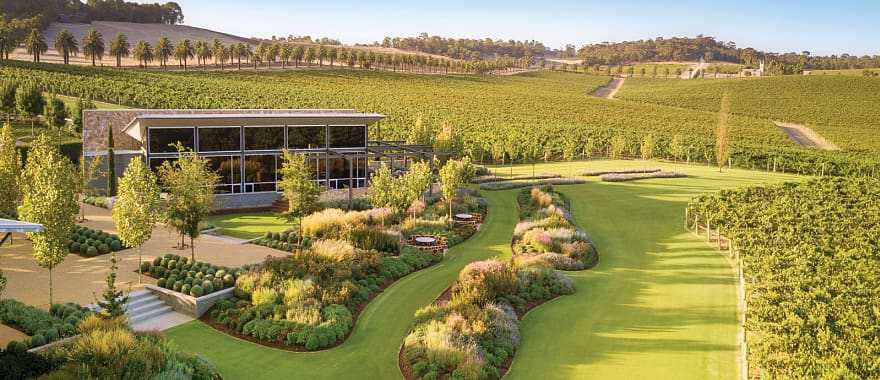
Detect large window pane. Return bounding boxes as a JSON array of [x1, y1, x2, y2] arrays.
[[328, 157, 348, 179], [329, 125, 366, 148], [245, 127, 284, 150], [149, 128, 194, 153], [244, 155, 277, 192], [198, 127, 241, 152], [206, 156, 241, 194], [288, 126, 325, 149]]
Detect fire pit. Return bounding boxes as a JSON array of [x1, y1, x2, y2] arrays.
[[454, 213, 474, 221], [414, 236, 437, 246]]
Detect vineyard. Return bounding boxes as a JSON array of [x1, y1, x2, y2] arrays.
[[1, 61, 878, 176], [686, 178, 880, 379], [616, 76, 880, 153]]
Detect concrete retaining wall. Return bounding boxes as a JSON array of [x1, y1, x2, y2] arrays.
[[143, 284, 234, 318]]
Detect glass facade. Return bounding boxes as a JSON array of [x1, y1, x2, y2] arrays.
[[288, 126, 325, 149], [149, 128, 194, 153], [198, 127, 241, 152], [329, 125, 366, 148], [147, 124, 369, 194], [245, 126, 285, 150]]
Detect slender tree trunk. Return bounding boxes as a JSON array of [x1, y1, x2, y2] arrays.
[[48, 266, 53, 306], [190, 235, 195, 262], [137, 245, 143, 284]]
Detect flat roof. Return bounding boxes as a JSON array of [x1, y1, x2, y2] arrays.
[[120, 109, 385, 142], [0, 219, 44, 233]]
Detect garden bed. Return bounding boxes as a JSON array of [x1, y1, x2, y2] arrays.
[[512, 186, 599, 270], [68, 225, 126, 257], [600, 170, 687, 182], [0, 300, 92, 351], [471, 173, 560, 184], [139, 254, 240, 299], [479, 177, 585, 191], [577, 168, 661, 176]]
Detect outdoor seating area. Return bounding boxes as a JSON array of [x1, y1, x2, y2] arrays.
[[406, 234, 449, 253]]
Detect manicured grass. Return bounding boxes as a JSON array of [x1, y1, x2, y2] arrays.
[[205, 212, 293, 240], [502, 160, 799, 380], [166, 160, 800, 379]]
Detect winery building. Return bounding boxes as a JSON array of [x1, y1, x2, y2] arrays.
[[82, 109, 433, 209]]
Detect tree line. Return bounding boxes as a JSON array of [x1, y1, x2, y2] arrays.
[[577, 35, 880, 71], [375, 33, 549, 60], [1, 0, 183, 28], [8, 27, 530, 74]]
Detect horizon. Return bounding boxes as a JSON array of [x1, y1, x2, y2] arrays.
[[175, 0, 880, 56]]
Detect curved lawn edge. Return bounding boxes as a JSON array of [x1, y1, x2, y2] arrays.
[[163, 191, 519, 379]]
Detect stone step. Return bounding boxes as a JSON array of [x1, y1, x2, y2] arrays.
[[127, 290, 154, 302], [126, 294, 160, 310], [128, 305, 172, 324], [126, 299, 166, 316]]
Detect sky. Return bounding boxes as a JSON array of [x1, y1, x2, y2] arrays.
[[176, 0, 880, 56]]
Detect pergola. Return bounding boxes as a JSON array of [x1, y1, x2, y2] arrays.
[[0, 219, 44, 246]]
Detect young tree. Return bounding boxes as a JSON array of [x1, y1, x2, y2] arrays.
[[402, 161, 432, 217], [109, 33, 130, 67], [15, 84, 44, 137], [82, 28, 105, 66], [0, 121, 21, 212], [18, 133, 79, 306], [640, 133, 655, 160], [53, 29, 78, 65], [132, 40, 153, 68], [439, 159, 462, 218], [156, 36, 173, 69], [159, 144, 219, 261], [96, 251, 127, 319], [0, 80, 17, 117], [277, 150, 321, 246], [44, 95, 67, 129], [669, 134, 685, 161], [716, 93, 731, 171], [113, 156, 160, 283], [368, 163, 399, 225], [24, 29, 47, 62], [107, 127, 116, 195]]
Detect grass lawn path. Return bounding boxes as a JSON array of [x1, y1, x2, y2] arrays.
[[504, 161, 797, 380], [165, 190, 519, 379]]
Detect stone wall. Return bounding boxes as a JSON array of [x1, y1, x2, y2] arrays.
[[143, 284, 234, 318], [214, 192, 281, 210]]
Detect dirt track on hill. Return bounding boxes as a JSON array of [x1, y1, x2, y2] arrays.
[[592, 77, 625, 99], [774, 121, 839, 150]]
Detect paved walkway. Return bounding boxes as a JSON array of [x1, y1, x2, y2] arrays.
[[1, 204, 287, 309]]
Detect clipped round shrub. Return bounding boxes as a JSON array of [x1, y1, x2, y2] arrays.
[[85, 246, 98, 256], [45, 327, 59, 342], [190, 285, 204, 297], [110, 240, 122, 251], [6, 340, 24, 353], [203, 282, 215, 294], [215, 270, 226, 278], [181, 284, 191, 295], [172, 281, 183, 292], [280, 232, 289, 241], [70, 241, 81, 253], [195, 272, 204, 280], [140, 261, 151, 272], [60, 323, 75, 336], [160, 258, 170, 267], [263, 231, 272, 239], [30, 334, 46, 348], [167, 260, 177, 269], [222, 274, 234, 286], [179, 257, 189, 265], [157, 278, 167, 288], [152, 257, 162, 266], [212, 278, 224, 290], [187, 270, 196, 278]]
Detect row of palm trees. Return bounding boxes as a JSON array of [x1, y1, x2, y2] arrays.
[[16, 28, 531, 74]]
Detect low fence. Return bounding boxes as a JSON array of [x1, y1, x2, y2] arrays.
[[685, 208, 751, 380]]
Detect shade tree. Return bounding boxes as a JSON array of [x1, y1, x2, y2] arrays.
[[112, 156, 160, 283]]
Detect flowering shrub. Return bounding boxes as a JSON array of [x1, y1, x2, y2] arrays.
[[402, 260, 573, 379], [513, 186, 598, 270]]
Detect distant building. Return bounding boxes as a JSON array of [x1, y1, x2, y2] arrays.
[[82, 109, 432, 210]]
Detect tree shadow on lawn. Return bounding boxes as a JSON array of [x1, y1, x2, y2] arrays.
[[507, 180, 741, 379]]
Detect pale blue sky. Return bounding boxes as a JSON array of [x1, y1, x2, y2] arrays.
[[176, 0, 879, 56]]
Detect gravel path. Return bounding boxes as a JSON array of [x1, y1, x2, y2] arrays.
[[773, 121, 839, 150], [592, 77, 626, 99]]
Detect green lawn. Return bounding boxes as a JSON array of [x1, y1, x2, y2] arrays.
[[205, 212, 293, 240], [166, 160, 799, 379]]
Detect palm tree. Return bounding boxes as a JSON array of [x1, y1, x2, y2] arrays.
[[328, 47, 337, 67], [194, 40, 211, 67], [82, 28, 105, 66], [212, 40, 226, 69], [230, 43, 244, 69], [24, 29, 48, 63], [174, 39, 194, 69], [53, 29, 78, 65], [316, 45, 326, 66], [335, 48, 346, 68], [132, 40, 153, 68], [280, 43, 292, 68], [156, 36, 173, 70], [303, 46, 315, 66], [109, 33, 130, 67], [292, 46, 304, 67]]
